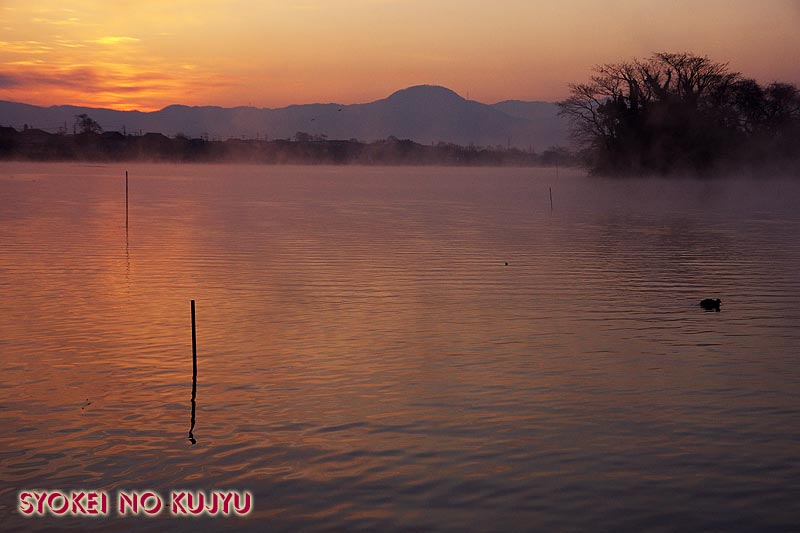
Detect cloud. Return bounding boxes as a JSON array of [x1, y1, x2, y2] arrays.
[[54, 39, 87, 49], [0, 73, 23, 88], [31, 16, 82, 25], [0, 64, 240, 110], [0, 67, 100, 89], [92, 36, 140, 45], [6, 59, 46, 66], [0, 40, 54, 54], [0, 66, 177, 93]]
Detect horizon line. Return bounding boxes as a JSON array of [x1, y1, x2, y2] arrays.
[[0, 84, 560, 114]]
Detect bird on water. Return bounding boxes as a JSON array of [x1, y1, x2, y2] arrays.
[[700, 298, 722, 311]]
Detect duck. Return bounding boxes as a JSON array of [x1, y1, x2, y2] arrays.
[[699, 298, 721, 311]]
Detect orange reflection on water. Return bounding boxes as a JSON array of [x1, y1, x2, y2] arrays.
[[2, 163, 800, 531]]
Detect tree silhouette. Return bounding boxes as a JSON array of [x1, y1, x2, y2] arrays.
[[75, 114, 102, 134], [559, 52, 800, 174]]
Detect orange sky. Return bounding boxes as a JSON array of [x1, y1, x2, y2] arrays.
[[1, 0, 798, 111]]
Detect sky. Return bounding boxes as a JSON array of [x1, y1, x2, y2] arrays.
[[1, 0, 799, 111]]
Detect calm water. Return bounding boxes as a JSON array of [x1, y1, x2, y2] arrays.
[[1, 162, 799, 531]]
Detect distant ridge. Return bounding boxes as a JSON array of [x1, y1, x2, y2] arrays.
[[0, 85, 568, 149]]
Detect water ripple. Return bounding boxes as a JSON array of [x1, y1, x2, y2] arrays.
[[1, 163, 799, 531]]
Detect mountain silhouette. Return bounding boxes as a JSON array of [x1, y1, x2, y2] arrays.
[[0, 85, 568, 149]]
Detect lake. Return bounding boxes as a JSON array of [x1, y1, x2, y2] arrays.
[[1, 162, 799, 531]]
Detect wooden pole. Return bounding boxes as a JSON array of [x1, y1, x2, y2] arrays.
[[125, 171, 128, 229], [189, 299, 197, 444], [549, 187, 553, 211], [191, 300, 197, 379]]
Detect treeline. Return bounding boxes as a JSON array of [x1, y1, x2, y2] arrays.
[[0, 127, 576, 167], [559, 52, 800, 175]]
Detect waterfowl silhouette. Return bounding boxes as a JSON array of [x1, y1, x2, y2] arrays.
[[699, 298, 721, 311]]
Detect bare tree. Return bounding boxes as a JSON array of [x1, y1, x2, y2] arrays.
[[558, 52, 747, 173], [75, 114, 102, 134]]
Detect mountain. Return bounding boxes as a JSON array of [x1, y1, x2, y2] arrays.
[[0, 85, 569, 149], [491, 99, 569, 151]]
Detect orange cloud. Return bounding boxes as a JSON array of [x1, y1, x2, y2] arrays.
[[0, 0, 798, 110], [92, 36, 141, 45], [0, 64, 238, 111]]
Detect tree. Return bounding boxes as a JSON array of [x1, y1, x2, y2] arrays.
[[74, 114, 102, 134], [560, 52, 800, 174], [559, 52, 742, 173]]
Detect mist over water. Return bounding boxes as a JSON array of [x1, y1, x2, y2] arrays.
[[0, 163, 799, 531]]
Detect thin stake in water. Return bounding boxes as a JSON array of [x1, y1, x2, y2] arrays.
[[549, 187, 553, 211], [125, 171, 128, 229], [189, 299, 198, 444]]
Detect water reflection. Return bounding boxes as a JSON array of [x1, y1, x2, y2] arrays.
[[188, 382, 197, 445], [0, 163, 799, 531]]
